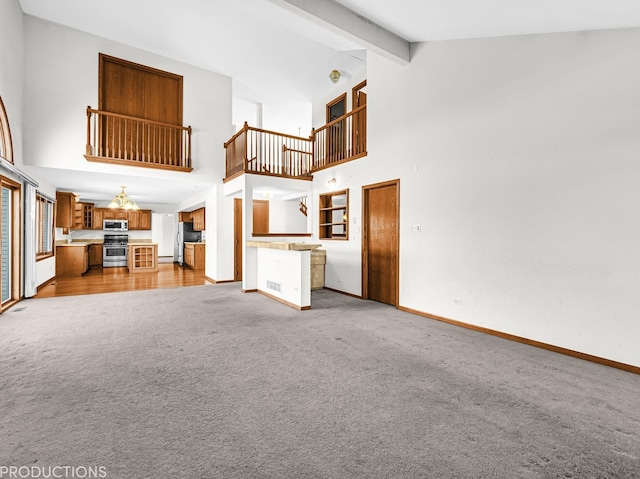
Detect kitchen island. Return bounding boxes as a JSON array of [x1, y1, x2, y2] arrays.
[[245, 241, 322, 310], [128, 243, 158, 273]]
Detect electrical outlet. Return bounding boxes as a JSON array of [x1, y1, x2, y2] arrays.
[[453, 298, 463, 305], [413, 224, 421, 232]]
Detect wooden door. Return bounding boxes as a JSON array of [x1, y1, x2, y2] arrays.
[[352, 80, 367, 156], [252, 200, 269, 234], [234, 198, 242, 281], [363, 180, 399, 306]]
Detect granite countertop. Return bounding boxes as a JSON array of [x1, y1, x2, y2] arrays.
[[246, 241, 322, 251]]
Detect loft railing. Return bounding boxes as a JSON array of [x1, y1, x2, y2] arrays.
[[85, 107, 193, 172], [312, 104, 367, 171], [224, 105, 366, 181], [224, 122, 313, 181]]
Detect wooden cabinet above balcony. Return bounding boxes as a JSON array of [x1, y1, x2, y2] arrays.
[[85, 55, 192, 172]]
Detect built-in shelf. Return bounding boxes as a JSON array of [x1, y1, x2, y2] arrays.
[[319, 189, 348, 240]]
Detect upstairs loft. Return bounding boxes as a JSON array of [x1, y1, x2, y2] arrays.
[[224, 104, 366, 182], [83, 54, 366, 180], [83, 54, 193, 173], [84, 106, 192, 172]]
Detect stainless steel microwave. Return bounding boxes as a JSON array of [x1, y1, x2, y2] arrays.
[[103, 219, 128, 231]]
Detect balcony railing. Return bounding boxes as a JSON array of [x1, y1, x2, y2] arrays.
[[225, 123, 314, 181], [224, 105, 367, 181], [85, 107, 192, 172], [312, 104, 367, 171]]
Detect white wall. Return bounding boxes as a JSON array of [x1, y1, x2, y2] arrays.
[[0, 0, 58, 289], [151, 213, 176, 257], [266, 197, 308, 233], [319, 29, 640, 367]]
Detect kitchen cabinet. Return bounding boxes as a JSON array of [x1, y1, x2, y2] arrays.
[[55, 192, 76, 228], [89, 244, 103, 266], [178, 212, 192, 222], [184, 242, 205, 270], [93, 208, 104, 230], [128, 210, 140, 230], [94, 208, 152, 230], [128, 210, 152, 230], [74, 202, 94, 229], [128, 243, 158, 273], [139, 210, 151, 230], [190, 207, 206, 231], [56, 244, 90, 277]]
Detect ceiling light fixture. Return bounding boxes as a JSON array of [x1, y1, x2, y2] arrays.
[[329, 69, 340, 83], [108, 186, 140, 210]]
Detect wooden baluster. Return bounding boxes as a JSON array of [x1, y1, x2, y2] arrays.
[[86, 107, 92, 156]]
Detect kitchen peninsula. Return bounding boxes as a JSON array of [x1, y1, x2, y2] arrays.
[[244, 241, 323, 310]]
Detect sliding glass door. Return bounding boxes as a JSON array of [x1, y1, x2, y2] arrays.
[[0, 177, 20, 310], [1, 186, 11, 303]]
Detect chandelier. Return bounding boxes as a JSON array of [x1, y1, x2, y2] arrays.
[[108, 186, 139, 210]]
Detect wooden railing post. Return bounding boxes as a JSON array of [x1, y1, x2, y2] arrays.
[[187, 125, 192, 169], [86, 106, 92, 156], [242, 121, 249, 172]]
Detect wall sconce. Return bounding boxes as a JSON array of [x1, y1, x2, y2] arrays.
[[329, 69, 340, 83]]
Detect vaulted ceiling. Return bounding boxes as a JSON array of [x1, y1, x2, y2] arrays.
[[16, 0, 640, 207]]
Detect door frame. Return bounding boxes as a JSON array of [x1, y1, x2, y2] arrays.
[[233, 198, 242, 281], [361, 179, 400, 306]]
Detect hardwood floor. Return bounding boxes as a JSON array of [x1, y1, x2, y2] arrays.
[[36, 263, 213, 298]]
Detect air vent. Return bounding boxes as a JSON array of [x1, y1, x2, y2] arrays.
[[266, 280, 282, 293]]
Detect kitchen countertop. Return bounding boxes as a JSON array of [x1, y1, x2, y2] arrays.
[[129, 242, 158, 246], [246, 241, 322, 251], [56, 242, 90, 247], [184, 242, 205, 245]]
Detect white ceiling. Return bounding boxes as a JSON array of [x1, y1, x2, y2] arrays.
[[17, 0, 640, 208]]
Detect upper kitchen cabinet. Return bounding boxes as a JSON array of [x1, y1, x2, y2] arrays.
[[128, 210, 152, 230], [93, 208, 103, 230], [74, 202, 94, 229], [56, 192, 76, 228], [190, 207, 205, 231], [94, 208, 152, 230]]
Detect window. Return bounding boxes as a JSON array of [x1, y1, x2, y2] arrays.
[[319, 189, 349, 240], [0, 96, 13, 164], [36, 194, 55, 259]]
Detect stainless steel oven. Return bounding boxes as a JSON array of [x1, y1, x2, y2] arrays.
[[103, 234, 128, 267]]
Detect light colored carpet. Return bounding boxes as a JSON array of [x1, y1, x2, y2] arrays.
[[1, 284, 639, 478]]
